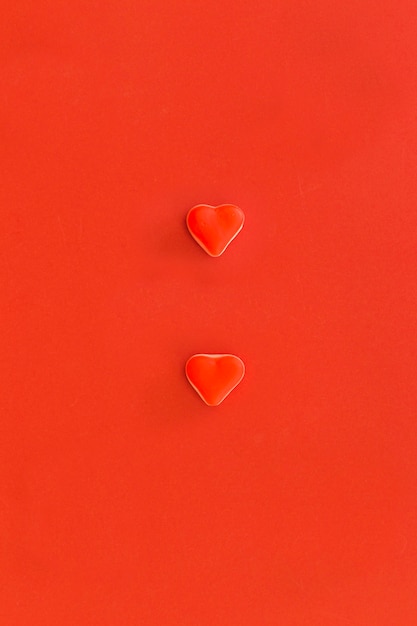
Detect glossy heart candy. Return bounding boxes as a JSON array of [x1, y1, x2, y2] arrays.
[[185, 354, 245, 406], [186, 204, 245, 257]]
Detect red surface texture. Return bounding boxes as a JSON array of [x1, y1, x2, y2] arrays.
[[1, 1, 417, 624]]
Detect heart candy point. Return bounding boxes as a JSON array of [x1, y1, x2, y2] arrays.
[[186, 204, 245, 257], [185, 354, 245, 406]]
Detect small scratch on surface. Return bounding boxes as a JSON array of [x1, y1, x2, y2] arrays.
[[398, 535, 408, 556], [296, 272, 307, 312], [297, 172, 305, 198], [78, 215, 83, 244], [318, 610, 354, 624], [2, 249, 10, 277], [57, 215, 67, 246], [296, 173, 324, 199]]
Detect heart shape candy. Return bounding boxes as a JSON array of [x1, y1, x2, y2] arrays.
[[185, 354, 245, 406], [186, 204, 245, 257]]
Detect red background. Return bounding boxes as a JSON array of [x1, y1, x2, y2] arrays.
[[1, 1, 417, 624]]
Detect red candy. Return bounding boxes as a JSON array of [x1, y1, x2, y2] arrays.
[[186, 204, 245, 257], [185, 354, 245, 406]]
